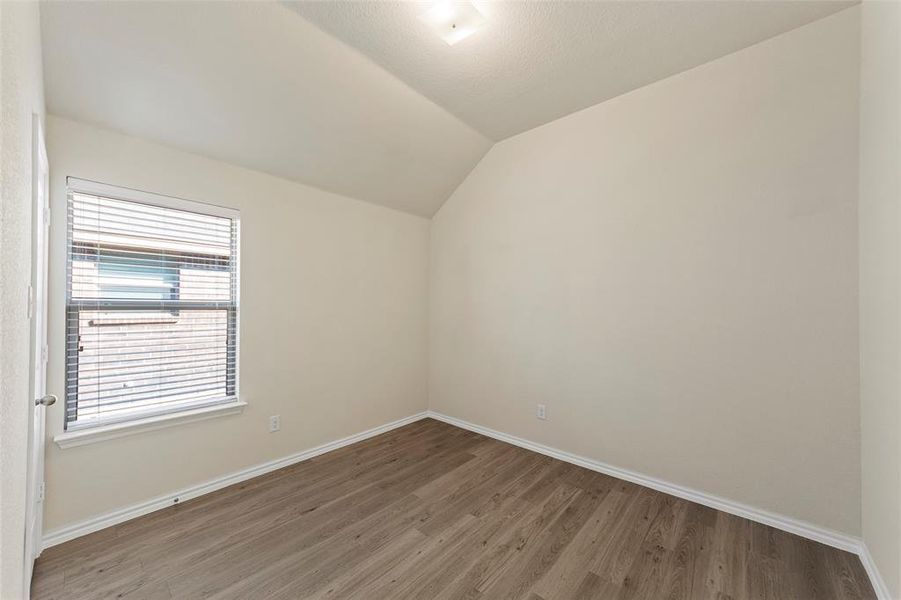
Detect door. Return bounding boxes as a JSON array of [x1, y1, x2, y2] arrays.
[[24, 113, 52, 588]]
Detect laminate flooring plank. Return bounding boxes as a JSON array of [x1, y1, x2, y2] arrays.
[[530, 488, 626, 600], [659, 501, 718, 600], [31, 418, 876, 600]]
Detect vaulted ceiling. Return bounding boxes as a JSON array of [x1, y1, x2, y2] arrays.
[[288, 0, 855, 142], [40, 2, 491, 217], [41, 1, 855, 217]]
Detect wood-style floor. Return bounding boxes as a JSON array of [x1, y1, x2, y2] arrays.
[[32, 418, 874, 600]]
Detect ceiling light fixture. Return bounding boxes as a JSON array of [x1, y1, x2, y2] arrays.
[[419, 1, 486, 46]]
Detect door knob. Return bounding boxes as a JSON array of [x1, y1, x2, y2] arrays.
[[35, 394, 57, 407]]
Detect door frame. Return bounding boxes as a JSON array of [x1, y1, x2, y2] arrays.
[[24, 112, 50, 591]]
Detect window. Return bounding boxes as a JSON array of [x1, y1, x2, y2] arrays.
[[65, 178, 239, 430]]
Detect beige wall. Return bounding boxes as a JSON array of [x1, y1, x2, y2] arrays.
[[0, 2, 45, 597], [34, 4, 895, 584], [42, 116, 429, 533], [430, 8, 862, 536], [859, 0, 901, 596]]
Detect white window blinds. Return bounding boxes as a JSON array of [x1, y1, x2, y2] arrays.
[[65, 178, 239, 430]]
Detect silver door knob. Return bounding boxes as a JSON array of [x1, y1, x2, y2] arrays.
[[35, 394, 57, 407]]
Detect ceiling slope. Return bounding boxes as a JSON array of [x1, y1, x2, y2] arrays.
[[42, 1, 856, 217], [289, 1, 857, 141], [40, 1, 492, 217]]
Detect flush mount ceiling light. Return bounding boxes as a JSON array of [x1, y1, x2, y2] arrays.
[[419, 1, 486, 46]]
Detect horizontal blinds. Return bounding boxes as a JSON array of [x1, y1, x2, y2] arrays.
[[66, 188, 238, 429]]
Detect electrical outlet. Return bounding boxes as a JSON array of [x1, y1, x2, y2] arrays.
[[536, 404, 547, 420], [269, 415, 280, 432]]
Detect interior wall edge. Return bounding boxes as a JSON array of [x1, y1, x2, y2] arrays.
[[427, 410, 859, 552], [860, 542, 895, 600], [427, 409, 893, 597], [857, 0, 901, 597]]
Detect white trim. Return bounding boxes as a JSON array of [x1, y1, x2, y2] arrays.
[[63, 176, 242, 437], [54, 401, 248, 449], [41, 408, 891, 599], [42, 411, 428, 549], [859, 543, 894, 600], [66, 176, 239, 219], [427, 410, 897, 596], [426, 410, 862, 554]]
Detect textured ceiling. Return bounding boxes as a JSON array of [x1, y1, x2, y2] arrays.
[[40, 1, 491, 217], [41, 1, 856, 217], [288, 1, 857, 141]]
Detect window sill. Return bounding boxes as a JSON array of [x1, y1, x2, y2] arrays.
[[54, 401, 247, 449]]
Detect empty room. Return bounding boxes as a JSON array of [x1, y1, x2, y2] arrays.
[[1, 0, 899, 598]]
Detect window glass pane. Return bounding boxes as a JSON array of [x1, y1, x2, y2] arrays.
[[66, 185, 238, 429], [70, 309, 232, 426], [97, 253, 178, 301]]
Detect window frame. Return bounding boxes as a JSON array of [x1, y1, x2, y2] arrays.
[[63, 177, 241, 433]]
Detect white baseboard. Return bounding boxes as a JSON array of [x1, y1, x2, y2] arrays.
[[427, 411, 861, 552], [859, 543, 894, 600], [427, 410, 899, 598], [41, 411, 428, 550], [40, 408, 892, 599]]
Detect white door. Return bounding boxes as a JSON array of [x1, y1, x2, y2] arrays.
[[24, 114, 51, 589]]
